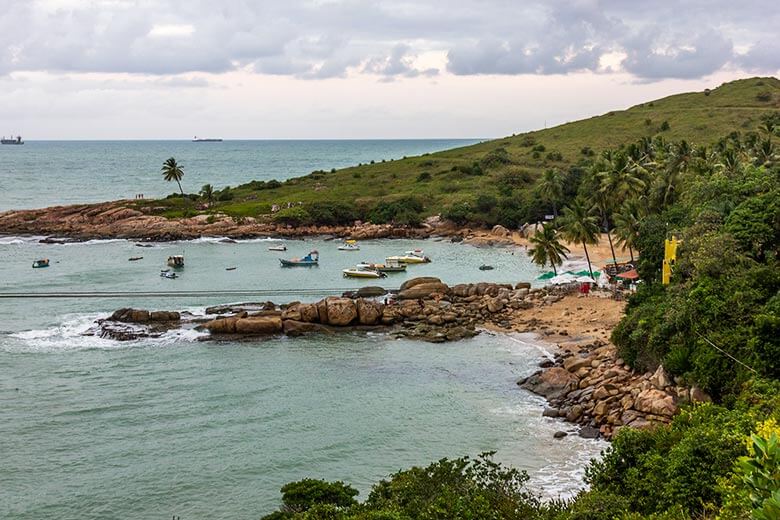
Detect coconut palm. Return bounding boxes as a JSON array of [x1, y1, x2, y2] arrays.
[[161, 157, 185, 197], [200, 183, 215, 204], [527, 223, 569, 276], [559, 198, 600, 278], [590, 190, 619, 269], [613, 199, 645, 263], [537, 169, 564, 218]]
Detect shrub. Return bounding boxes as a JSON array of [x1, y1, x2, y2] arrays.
[[306, 201, 359, 226], [416, 171, 432, 182], [756, 92, 772, 102], [474, 193, 497, 213], [545, 151, 563, 161], [272, 478, 358, 515], [442, 202, 471, 225], [660, 121, 671, 131], [273, 206, 310, 226], [519, 135, 536, 147], [479, 147, 512, 169], [368, 197, 424, 226], [217, 189, 234, 201], [532, 144, 546, 152]]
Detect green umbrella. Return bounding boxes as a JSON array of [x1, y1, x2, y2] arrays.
[[537, 271, 556, 280]]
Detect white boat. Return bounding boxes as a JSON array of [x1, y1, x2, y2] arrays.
[[268, 244, 287, 251], [343, 265, 386, 279], [386, 249, 431, 264], [356, 260, 407, 273], [160, 270, 178, 279], [338, 240, 360, 251], [167, 255, 185, 268]]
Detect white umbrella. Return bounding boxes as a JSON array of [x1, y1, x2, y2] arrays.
[[575, 276, 596, 283], [549, 273, 577, 285]]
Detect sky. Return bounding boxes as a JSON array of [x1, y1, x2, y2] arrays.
[[1, 0, 778, 139]]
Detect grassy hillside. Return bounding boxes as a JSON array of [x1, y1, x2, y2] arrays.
[[137, 76, 780, 222]]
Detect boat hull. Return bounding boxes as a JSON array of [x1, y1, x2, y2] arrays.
[[386, 256, 430, 264], [280, 259, 318, 267], [343, 269, 384, 279]]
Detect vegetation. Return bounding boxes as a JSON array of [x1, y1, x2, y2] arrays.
[[134, 77, 780, 231], [161, 157, 185, 197], [527, 223, 570, 275]]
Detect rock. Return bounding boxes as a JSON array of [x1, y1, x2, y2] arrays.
[[397, 282, 450, 300], [356, 299, 384, 325], [650, 365, 672, 390], [282, 320, 333, 336], [593, 401, 608, 417], [444, 326, 476, 341], [566, 405, 584, 422], [202, 316, 240, 334], [689, 386, 712, 403], [298, 303, 320, 323], [538, 359, 554, 368], [542, 407, 559, 418], [399, 277, 442, 292], [553, 431, 568, 439], [515, 282, 532, 290], [520, 367, 579, 400], [325, 298, 358, 326], [316, 299, 329, 324], [149, 310, 180, 322], [281, 305, 302, 321], [486, 298, 504, 313], [579, 426, 600, 439], [634, 389, 678, 417], [356, 286, 387, 298], [563, 355, 592, 373], [234, 316, 283, 334], [427, 314, 445, 326]]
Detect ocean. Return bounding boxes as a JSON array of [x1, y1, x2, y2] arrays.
[[0, 140, 604, 519]]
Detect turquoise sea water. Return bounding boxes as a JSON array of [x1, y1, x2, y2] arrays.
[[0, 139, 481, 210], [0, 140, 605, 519]]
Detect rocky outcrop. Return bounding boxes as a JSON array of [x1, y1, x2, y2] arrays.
[[520, 367, 579, 400], [110, 308, 180, 323]]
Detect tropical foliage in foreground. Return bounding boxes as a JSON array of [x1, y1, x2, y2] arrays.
[[263, 119, 780, 519]]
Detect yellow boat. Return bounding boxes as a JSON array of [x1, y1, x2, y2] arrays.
[[338, 240, 360, 251], [386, 249, 431, 264]]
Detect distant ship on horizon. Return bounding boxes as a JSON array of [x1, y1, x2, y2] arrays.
[[1, 135, 24, 145], [192, 136, 223, 142]]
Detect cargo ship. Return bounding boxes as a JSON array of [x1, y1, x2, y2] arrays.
[[1, 135, 24, 145], [192, 136, 222, 142]]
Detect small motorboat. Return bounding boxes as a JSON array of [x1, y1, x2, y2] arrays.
[[225, 266, 237, 271], [280, 250, 319, 267], [479, 264, 495, 271], [167, 255, 185, 268], [357, 260, 407, 273], [32, 259, 50, 268], [160, 270, 178, 279], [268, 244, 287, 251], [343, 265, 387, 279], [338, 240, 360, 251], [386, 249, 431, 264], [129, 256, 143, 261]]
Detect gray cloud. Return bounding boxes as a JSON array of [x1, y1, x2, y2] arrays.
[[0, 0, 777, 81]]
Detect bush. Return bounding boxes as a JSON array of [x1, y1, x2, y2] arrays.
[[545, 151, 563, 161], [217, 189, 234, 201], [532, 144, 546, 152], [442, 202, 471, 225], [479, 147, 512, 169], [756, 92, 772, 102], [306, 201, 360, 226], [416, 171, 432, 182], [519, 135, 536, 147], [273, 206, 311, 226], [660, 121, 671, 131], [368, 197, 424, 226]]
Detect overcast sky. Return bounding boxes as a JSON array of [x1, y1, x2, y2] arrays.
[[1, 0, 778, 139]]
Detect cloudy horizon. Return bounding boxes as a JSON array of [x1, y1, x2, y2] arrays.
[[1, 0, 778, 139]]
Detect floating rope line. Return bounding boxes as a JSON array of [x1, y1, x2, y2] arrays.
[[694, 329, 757, 374], [0, 287, 394, 299]]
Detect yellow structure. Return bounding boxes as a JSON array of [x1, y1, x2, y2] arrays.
[[662, 235, 680, 285]]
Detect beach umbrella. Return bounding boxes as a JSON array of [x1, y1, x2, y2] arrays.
[[575, 275, 596, 283], [537, 271, 556, 280], [616, 269, 640, 280]]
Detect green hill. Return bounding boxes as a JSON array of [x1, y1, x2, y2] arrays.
[[141, 76, 780, 222]]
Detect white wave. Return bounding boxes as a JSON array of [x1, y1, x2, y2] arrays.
[[63, 238, 127, 246], [5, 313, 206, 353], [0, 235, 46, 245]]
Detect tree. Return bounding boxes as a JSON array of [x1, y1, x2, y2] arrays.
[[528, 223, 569, 275], [537, 169, 564, 218], [613, 199, 645, 263], [161, 157, 185, 197], [199, 183, 214, 204], [591, 190, 620, 269], [559, 198, 600, 278]]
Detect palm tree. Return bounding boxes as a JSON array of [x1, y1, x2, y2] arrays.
[[527, 223, 569, 275], [200, 183, 214, 204], [161, 157, 185, 197], [613, 199, 644, 263], [590, 190, 619, 269], [537, 169, 564, 218], [559, 198, 600, 278]]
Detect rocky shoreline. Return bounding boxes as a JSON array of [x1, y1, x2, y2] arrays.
[[85, 276, 703, 440]]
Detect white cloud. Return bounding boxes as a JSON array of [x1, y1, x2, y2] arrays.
[[148, 24, 195, 38]]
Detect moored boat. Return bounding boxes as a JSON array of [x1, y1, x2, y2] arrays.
[[268, 244, 287, 251], [32, 259, 50, 268], [167, 255, 185, 268], [280, 250, 319, 267], [343, 265, 387, 279], [1, 135, 24, 145], [160, 270, 178, 279], [338, 240, 360, 251], [386, 249, 431, 264], [356, 260, 407, 273]]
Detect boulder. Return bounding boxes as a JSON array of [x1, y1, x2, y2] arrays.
[[553, 431, 568, 439], [634, 389, 678, 417], [325, 298, 358, 326], [399, 277, 442, 292], [283, 320, 333, 336], [520, 367, 579, 400], [356, 286, 387, 298], [650, 365, 672, 390], [689, 386, 712, 404], [149, 310, 180, 322], [316, 299, 329, 324], [486, 298, 505, 313], [202, 316, 240, 334], [491, 224, 510, 237], [563, 355, 592, 373], [356, 299, 384, 325], [281, 305, 302, 321], [298, 303, 320, 323], [515, 282, 532, 290], [397, 282, 450, 300], [234, 316, 283, 334]]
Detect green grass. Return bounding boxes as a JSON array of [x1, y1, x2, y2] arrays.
[[132, 76, 780, 221]]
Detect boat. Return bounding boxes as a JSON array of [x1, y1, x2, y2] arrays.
[[160, 270, 178, 279], [32, 259, 49, 268], [479, 264, 494, 271], [268, 244, 287, 251], [386, 249, 431, 264], [167, 255, 185, 268], [1, 135, 24, 145], [128, 256, 143, 261], [280, 250, 319, 267], [356, 260, 407, 273], [192, 136, 223, 142], [343, 265, 387, 279], [225, 266, 237, 271], [338, 240, 360, 251]]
